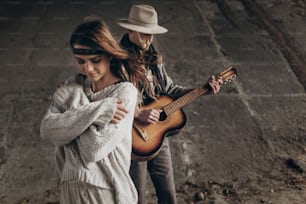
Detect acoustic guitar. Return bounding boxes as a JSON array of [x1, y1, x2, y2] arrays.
[[132, 67, 238, 161]]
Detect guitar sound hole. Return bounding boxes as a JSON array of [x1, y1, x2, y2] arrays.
[[159, 111, 167, 121]]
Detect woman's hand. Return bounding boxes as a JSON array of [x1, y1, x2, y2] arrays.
[[135, 108, 162, 124], [208, 75, 223, 94], [110, 99, 128, 124]]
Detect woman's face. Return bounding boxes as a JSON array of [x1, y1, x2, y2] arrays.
[[73, 44, 111, 82]]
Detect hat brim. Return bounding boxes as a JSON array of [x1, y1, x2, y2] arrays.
[[117, 19, 168, 34]]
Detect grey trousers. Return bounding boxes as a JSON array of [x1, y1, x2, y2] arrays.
[[130, 138, 177, 204]]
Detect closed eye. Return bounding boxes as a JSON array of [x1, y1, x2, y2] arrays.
[[77, 59, 85, 64], [91, 57, 102, 64], [74, 56, 103, 64]]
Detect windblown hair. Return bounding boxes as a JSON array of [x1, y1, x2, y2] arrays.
[[125, 47, 163, 102], [70, 16, 147, 90], [119, 33, 164, 104]]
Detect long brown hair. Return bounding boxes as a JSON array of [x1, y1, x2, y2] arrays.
[[70, 16, 147, 89]]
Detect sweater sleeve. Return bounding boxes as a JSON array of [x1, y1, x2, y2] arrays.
[[76, 83, 138, 163], [40, 84, 116, 146]]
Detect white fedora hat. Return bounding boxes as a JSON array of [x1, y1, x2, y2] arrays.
[[117, 4, 168, 34]]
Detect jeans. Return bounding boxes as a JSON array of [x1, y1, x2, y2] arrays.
[[130, 138, 177, 204]]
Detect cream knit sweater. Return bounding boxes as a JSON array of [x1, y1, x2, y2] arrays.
[[40, 75, 138, 204]]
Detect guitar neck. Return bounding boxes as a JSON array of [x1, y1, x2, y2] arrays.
[[161, 67, 237, 117], [163, 86, 209, 116]]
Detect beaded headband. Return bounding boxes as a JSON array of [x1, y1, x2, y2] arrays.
[[73, 48, 106, 55]]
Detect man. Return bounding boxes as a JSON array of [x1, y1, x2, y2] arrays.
[[117, 4, 222, 204]]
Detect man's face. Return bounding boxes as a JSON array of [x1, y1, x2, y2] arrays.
[[128, 30, 154, 50]]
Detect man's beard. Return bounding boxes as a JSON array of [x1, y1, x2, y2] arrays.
[[142, 40, 152, 51], [143, 42, 150, 50]]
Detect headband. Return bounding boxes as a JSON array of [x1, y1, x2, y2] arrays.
[[73, 48, 106, 55]]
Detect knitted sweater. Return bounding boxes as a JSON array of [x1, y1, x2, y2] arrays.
[[40, 75, 138, 204]]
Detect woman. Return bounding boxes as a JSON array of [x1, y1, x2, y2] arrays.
[[40, 16, 144, 203]]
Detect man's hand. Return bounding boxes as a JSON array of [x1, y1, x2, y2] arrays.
[[208, 75, 223, 94], [135, 108, 162, 124], [110, 99, 128, 124]]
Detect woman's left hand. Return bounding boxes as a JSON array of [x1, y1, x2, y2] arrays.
[[111, 99, 128, 124]]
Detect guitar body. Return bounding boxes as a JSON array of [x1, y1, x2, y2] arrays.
[[132, 95, 186, 161]]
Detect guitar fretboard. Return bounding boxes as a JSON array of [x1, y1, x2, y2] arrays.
[[163, 87, 208, 116], [162, 67, 237, 117]]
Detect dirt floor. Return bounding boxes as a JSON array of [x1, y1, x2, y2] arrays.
[[0, 0, 305, 204], [177, 1, 306, 203]]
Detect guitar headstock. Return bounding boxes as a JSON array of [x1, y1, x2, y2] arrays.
[[216, 66, 238, 84]]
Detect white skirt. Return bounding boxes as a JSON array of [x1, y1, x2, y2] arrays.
[[60, 180, 115, 204]]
